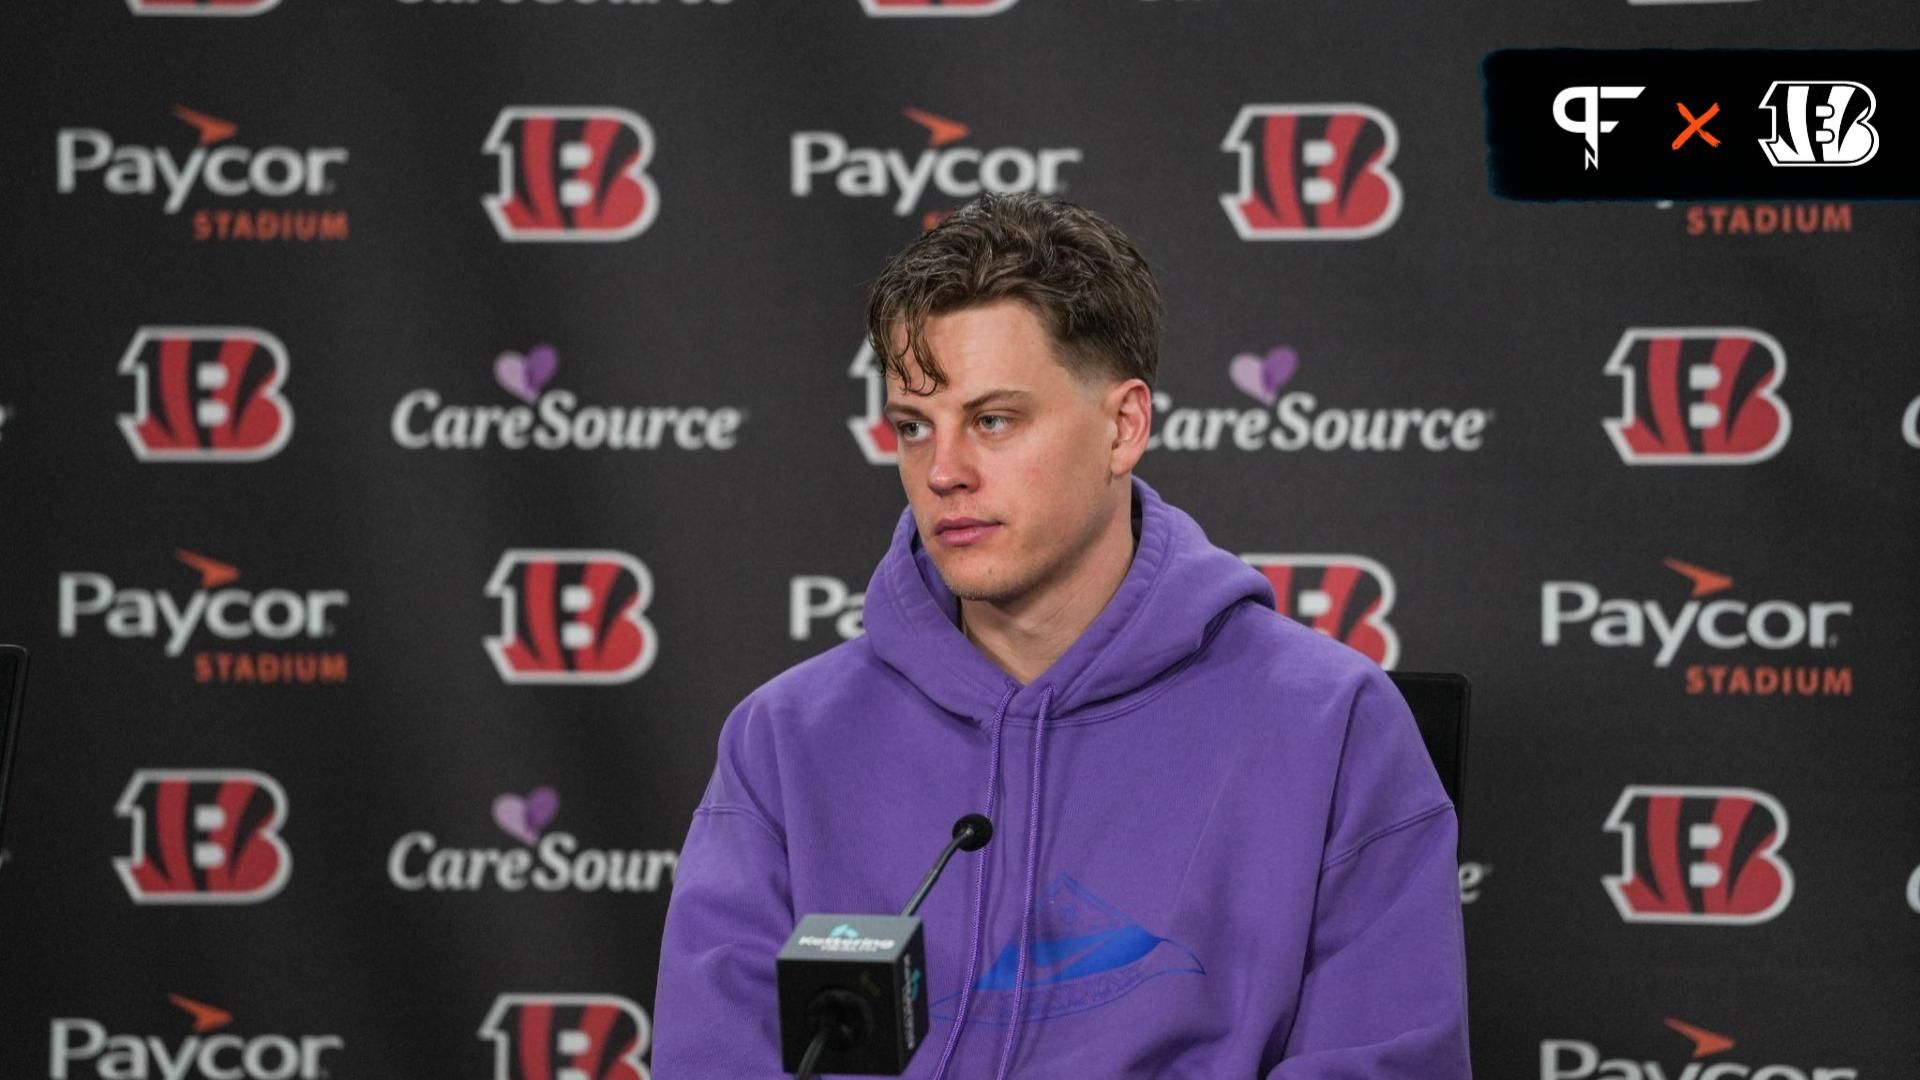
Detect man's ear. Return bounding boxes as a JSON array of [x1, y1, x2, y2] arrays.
[[1107, 378, 1152, 476]]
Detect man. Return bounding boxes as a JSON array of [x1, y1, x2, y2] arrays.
[[653, 193, 1470, 1077]]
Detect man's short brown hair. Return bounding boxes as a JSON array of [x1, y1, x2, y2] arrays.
[[865, 193, 1162, 395]]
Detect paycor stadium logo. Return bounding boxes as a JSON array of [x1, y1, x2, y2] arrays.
[[1541, 558, 1851, 697], [50, 994, 342, 1080], [1543, 1016, 1856, 1079], [793, 108, 1081, 228], [59, 551, 349, 685], [56, 106, 348, 242]]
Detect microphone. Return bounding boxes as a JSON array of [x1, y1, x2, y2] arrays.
[[778, 814, 994, 1078]]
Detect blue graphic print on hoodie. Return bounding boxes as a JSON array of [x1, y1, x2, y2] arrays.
[[654, 474, 1470, 1077]]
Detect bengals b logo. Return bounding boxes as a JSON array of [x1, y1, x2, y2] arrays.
[[1604, 786, 1793, 925], [484, 107, 659, 242], [119, 327, 293, 462], [848, 342, 898, 465], [127, 0, 282, 15], [480, 994, 651, 1080], [1241, 554, 1400, 668], [1604, 328, 1791, 465], [1221, 105, 1402, 240], [114, 770, 291, 904], [859, 0, 1019, 14], [486, 550, 657, 684]]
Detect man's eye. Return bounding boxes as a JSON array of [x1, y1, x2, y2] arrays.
[[896, 420, 927, 439], [979, 415, 1010, 432]]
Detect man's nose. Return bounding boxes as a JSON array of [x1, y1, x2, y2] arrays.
[[925, 426, 976, 493]]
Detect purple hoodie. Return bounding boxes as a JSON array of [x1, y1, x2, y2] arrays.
[[654, 475, 1470, 1077]]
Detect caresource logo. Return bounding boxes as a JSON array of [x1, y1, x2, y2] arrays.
[[1604, 328, 1790, 465], [1603, 786, 1792, 925], [1542, 1017, 1856, 1080], [485, 550, 658, 684], [484, 107, 659, 242], [1221, 105, 1402, 240], [128, 0, 284, 14], [860, 0, 1017, 14], [1241, 554, 1400, 668], [1148, 345, 1493, 454], [120, 326, 292, 462], [1541, 557, 1851, 696], [480, 995, 652, 1080], [793, 107, 1082, 227], [115, 770, 291, 905], [392, 343, 744, 452], [51, 994, 343, 1080], [56, 106, 348, 241], [388, 785, 678, 894], [59, 550, 350, 684]]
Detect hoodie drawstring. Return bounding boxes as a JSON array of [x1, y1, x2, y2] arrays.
[[929, 680, 1018, 1080], [994, 685, 1052, 1080]]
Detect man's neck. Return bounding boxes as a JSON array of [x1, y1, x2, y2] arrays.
[[958, 493, 1140, 686]]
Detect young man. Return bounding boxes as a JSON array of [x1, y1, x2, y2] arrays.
[[653, 194, 1470, 1077]]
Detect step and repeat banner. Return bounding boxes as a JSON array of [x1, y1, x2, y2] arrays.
[[2, 1, 1917, 1077]]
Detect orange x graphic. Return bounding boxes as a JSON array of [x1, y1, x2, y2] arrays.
[[1673, 102, 1721, 149]]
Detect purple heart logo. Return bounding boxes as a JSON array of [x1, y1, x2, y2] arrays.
[[492, 786, 561, 845], [1228, 347, 1299, 405], [494, 345, 559, 405]]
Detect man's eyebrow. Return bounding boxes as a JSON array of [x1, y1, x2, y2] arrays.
[[883, 389, 1035, 419]]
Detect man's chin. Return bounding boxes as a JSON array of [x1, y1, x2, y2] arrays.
[[931, 558, 1020, 606]]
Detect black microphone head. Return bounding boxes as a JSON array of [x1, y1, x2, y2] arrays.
[[953, 814, 993, 852]]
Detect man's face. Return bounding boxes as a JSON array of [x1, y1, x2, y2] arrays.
[[883, 299, 1139, 608]]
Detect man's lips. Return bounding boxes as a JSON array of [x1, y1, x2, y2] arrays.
[[935, 518, 999, 546]]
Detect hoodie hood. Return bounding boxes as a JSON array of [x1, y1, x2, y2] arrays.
[[864, 474, 1276, 725]]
